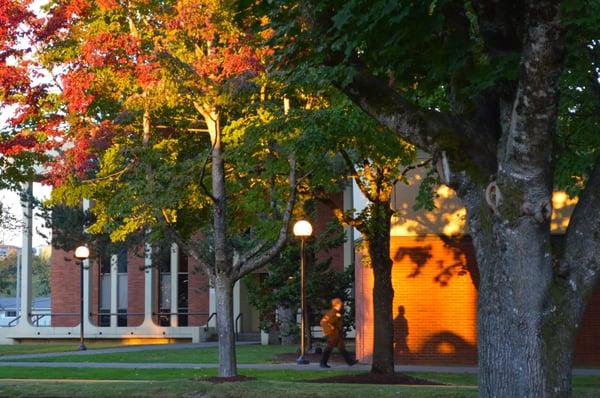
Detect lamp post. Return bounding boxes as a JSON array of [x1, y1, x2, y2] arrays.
[[293, 220, 312, 365], [74, 245, 90, 351]]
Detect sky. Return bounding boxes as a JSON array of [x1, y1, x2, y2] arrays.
[[0, 0, 53, 248], [0, 185, 52, 248]]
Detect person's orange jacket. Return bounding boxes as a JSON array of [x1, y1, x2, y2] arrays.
[[320, 308, 343, 336]]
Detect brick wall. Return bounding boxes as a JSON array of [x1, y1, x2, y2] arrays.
[[188, 256, 210, 326], [127, 250, 145, 327], [573, 284, 600, 366], [50, 248, 80, 327], [314, 192, 345, 272], [356, 235, 600, 366]]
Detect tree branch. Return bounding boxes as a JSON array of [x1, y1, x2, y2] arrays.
[[499, 0, 563, 179], [563, 157, 600, 301], [316, 194, 364, 230], [395, 158, 433, 184], [339, 149, 374, 202], [163, 225, 214, 277], [338, 61, 497, 177], [472, 0, 526, 56], [233, 155, 298, 278], [197, 144, 217, 203]]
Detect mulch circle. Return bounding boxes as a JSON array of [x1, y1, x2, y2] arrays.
[[197, 375, 256, 384], [304, 373, 444, 386]]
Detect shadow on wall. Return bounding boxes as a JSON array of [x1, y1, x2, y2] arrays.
[[393, 235, 480, 290], [389, 236, 479, 365], [393, 304, 477, 365]]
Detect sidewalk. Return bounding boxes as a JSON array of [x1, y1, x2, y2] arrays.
[[0, 360, 598, 375], [0, 343, 599, 376], [0, 342, 253, 361]]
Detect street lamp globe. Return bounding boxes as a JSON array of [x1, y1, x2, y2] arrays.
[[293, 220, 313, 238], [74, 246, 90, 260]]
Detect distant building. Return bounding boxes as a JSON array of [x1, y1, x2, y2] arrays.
[[33, 245, 52, 260], [0, 245, 19, 260], [0, 297, 51, 327]]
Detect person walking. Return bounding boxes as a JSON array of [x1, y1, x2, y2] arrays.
[[319, 298, 357, 368]]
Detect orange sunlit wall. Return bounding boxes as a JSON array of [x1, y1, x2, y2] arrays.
[[355, 235, 478, 365], [355, 233, 600, 365]]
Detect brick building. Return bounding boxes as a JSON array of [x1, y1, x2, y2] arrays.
[[354, 167, 600, 366], [47, 192, 349, 342]]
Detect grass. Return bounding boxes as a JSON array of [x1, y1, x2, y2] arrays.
[[0, 366, 596, 397], [0, 379, 479, 398], [7, 344, 297, 364], [0, 367, 478, 398], [0, 343, 125, 356], [0, 345, 598, 397]]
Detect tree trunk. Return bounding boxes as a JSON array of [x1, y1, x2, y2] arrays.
[[366, 202, 395, 374], [463, 183, 577, 397], [277, 305, 296, 344], [215, 273, 237, 377], [206, 110, 237, 377]]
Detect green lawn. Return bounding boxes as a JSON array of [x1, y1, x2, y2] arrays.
[[0, 367, 597, 397], [7, 344, 297, 364], [1, 345, 599, 397], [0, 343, 125, 356], [0, 379, 478, 398], [0, 367, 478, 398]]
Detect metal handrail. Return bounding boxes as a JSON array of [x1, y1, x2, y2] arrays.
[[7, 316, 20, 327], [31, 314, 44, 326], [90, 312, 144, 317], [204, 312, 217, 331], [153, 312, 209, 316], [32, 312, 79, 316], [235, 313, 243, 339]]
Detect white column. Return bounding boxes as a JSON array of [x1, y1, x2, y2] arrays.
[[209, 286, 216, 328], [233, 280, 240, 333], [170, 243, 179, 327], [110, 254, 118, 327], [82, 199, 93, 328], [143, 242, 154, 324], [19, 181, 33, 326], [343, 181, 355, 269]]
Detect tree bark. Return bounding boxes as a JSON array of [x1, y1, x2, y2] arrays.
[[277, 305, 296, 344], [206, 110, 237, 377], [215, 273, 237, 377], [465, 197, 553, 396], [366, 202, 395, 374]]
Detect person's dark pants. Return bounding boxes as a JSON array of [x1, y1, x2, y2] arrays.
[[320, 333, 354, 365]]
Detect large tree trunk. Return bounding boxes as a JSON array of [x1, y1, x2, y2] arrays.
[[366, 202, 395, 374], [468, 201, 553, 395], [462, 176, 579, 397], [215, 273, 237, 377]]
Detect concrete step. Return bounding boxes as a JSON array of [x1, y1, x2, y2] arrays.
[[236, 332, 261, 342]]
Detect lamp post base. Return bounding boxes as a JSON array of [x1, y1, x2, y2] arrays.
[[78, 343, 87, 351], [296, 356, 309, 365]]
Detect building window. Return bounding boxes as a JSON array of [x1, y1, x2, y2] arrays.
[[99, 253, 111, 327], [6, 311, 16, 317], [178, 252, 189, 327], [157, 245, 171, 327], [156, 246, 188, 326], [117, 249, 128, 326]]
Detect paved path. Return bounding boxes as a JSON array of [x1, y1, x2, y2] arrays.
[[0, 344, 599, 376], [0, 360, 598, 376], [0, 342, 254, 361]]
